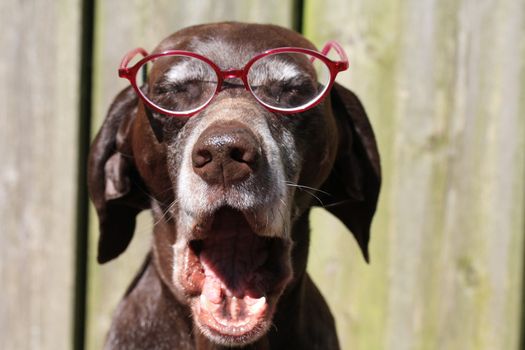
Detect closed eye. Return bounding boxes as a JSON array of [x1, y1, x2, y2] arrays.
[[249, 74, 318, 109], [251, 76, 316, 96], [154, 79, 216, 94], [282, 78, 316, 94], [154, 81, 186, 94]]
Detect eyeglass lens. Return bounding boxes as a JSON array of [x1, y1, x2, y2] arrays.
[[137, 52, 331, 113], [136, 55, 219, 113], [247, 52, 330, 110]]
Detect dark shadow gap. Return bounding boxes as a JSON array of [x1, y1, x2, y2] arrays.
[[73, 0, 95, 349], [293, 0, 305, 33], [520, 171, 525, 348]]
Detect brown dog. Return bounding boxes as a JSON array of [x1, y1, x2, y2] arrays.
[[88, 22, 380, 349]]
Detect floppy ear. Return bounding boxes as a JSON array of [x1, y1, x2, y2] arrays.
[[319, 83, 381, 262], [88, 86, 150, 263]]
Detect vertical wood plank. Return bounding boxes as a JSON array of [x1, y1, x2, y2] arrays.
[[86, 2, 294, 348], [0, 0, 81, 349], [304, 0, 525, 349]]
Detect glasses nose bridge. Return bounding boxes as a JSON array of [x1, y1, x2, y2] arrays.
[[221, 68, 245, 80], [218, 68, 250, 93]]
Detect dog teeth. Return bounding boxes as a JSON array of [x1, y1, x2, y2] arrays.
[[200, 294, 221, 312], [200, 293, 209, 308], [245, 296, 266, 314]]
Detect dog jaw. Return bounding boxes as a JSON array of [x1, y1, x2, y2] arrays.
[[172, 207, 293, 346]]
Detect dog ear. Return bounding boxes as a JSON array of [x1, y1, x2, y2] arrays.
[[88, 87, 150, 263], [318, 83, 381, 262]]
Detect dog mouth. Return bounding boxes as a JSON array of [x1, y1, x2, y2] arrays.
[[180, 206, 292, 345]]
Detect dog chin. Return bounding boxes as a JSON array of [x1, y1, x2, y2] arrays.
[[192, 293, 273, 346], [177, 206, 292, 345]]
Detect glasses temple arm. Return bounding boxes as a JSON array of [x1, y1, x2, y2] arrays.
[[118, 48, 149, 77], [321, 41, 349, 71]]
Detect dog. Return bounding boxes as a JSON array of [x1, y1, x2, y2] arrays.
[[88, 22, 380, 349]]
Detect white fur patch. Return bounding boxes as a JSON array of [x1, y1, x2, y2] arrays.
[[248, 58, 305, 86], [164, 60, 214, 83]]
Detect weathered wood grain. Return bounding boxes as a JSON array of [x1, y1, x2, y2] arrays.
[[0, 0, 81, 349], [86, 2, 294, 348], [304, 0, 525, 349], [2, 0, 521, 348]]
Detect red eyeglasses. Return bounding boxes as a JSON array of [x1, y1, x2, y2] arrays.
[[118, 41, 349, 117]]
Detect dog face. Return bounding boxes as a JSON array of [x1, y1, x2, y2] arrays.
[[88, 23, 380, 346]]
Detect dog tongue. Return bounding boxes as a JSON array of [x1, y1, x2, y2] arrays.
[[199, 208, 268, 301]]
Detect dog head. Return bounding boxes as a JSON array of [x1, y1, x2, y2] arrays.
[[88, 22, 380, 346]]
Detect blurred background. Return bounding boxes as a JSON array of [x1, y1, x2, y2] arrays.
[[1, 0, 524, 349]]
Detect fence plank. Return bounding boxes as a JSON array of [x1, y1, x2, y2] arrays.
[[86, 2, 294, 348], [304, 0, 525, 349], [0, 0, 81, 349]]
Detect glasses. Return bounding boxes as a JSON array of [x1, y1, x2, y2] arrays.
[[118, 41, 349, 117]]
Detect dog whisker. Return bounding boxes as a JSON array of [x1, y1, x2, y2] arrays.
[[284, 181, 332, 197], [285, 182, 325, 206], [156, 184, 177, 196], [130, 178, 169, 206], [130, 178, 177, 209], [152, 199, 179, 227], [321, 199, 353, 209]]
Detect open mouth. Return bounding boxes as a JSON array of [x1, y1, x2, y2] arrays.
[[181, 206, 291, 345]]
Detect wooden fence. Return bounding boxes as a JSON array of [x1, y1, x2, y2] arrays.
[[1, 0, 523, 349]]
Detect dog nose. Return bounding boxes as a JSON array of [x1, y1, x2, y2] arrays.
[[192, 122, 261, 186]]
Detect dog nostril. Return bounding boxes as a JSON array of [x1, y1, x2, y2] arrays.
[[230, 147, 246, 163], [230, 147, 258, 165], [193, 149, 212, 168]]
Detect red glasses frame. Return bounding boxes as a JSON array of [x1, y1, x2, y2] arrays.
[[118, 41, 349, 117]]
